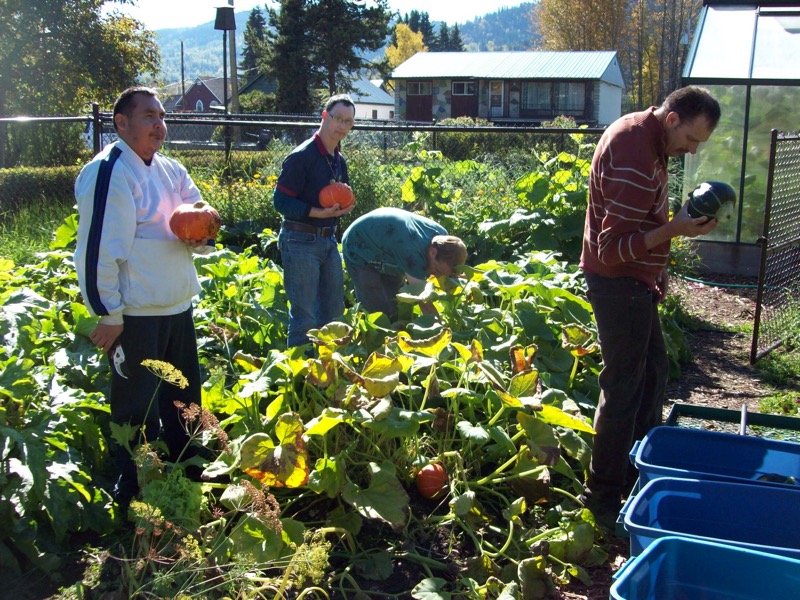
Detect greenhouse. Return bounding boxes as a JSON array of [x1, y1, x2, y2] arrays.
[[682, 0, 800, 274]]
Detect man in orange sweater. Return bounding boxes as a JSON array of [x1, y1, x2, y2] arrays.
[[580, 86, 721, 532]]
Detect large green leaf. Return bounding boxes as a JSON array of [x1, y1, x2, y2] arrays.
[[341, 461, 408, 528]]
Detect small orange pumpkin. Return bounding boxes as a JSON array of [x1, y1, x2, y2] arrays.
[[319, 182, 355, 209], [416, 463, 448, 499], [169, 200, 221, 241]]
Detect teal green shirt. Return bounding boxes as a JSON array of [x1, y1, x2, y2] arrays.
[[342, 207, 446, 279]]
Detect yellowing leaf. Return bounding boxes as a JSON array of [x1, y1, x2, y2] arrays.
[[537, 404, 595, 434], [396, 328, 452, 358], [561, 324, 597, 357], [240, 413, 309, 487], [359, 353, 402, 397]]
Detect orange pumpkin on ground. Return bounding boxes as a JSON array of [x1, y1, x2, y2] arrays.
[[319, 182, 355, 209], [169, 200, 221, 241], [416, 463, 448, 499]]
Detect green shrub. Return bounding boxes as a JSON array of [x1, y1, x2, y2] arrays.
[[0, 165, 81, 211], [435, 117, 528, 161]]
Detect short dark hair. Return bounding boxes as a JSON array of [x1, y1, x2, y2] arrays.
[[431, 235, 467, 268], [324, 94, 355, 113], [661, 86, 721, 129], [112, 86, 158, 131]]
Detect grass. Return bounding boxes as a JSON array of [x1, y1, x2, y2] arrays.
[[0, 199, 75, 265]]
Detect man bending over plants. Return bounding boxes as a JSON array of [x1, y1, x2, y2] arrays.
[[74, 86, 214, 510], [342, 206, 467, 319], [579, 85, 721, 532]]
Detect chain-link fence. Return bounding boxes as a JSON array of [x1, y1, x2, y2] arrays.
[[2, 109, 605, 264], [752, 130, 800, 363]]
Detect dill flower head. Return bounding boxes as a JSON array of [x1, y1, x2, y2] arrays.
[[142, 359, 189, 389]]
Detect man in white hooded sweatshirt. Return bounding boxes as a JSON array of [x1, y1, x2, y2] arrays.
[[74, 86, 213, 509]]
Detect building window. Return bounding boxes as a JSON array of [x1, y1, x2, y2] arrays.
[[390, 110, 395, 119], [195, 99, 204, 111], [452, 81, 475, 95], [408, 81, 431, 95], [555, 82, 585, 113], [522, 81, 552, 110], [372, 109, 378, 119], [521, 81, 585, 115]]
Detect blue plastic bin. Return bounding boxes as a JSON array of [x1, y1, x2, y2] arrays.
[[611, 536, 800, 600], [623, 476, 800, 558], [631, 426, 800, 488]]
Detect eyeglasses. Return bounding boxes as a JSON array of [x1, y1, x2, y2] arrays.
[[328, 113, 355, 127]]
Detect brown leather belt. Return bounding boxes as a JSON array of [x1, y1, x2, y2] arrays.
[[281, 220, 337, 237]]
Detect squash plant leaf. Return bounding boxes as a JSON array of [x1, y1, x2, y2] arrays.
[[50, 214, 79, 250], [476, 362, 522, 408], [240, 413, 309, 487], [307, 321, 354, 348], [342, 461, 408, 528], [561, 324, 597, 356], [363, 406, 432, 438], [397, 328, 452, 358], [307, 455, 346, 498], [508, 369, 539, 399], [537, 404, 595, 434], [457, 420, 491, 445], [346, 352, 403, 398], [304, 407, 350, 437], [227, 514, 288, 564], [411, 577, 451, 599]]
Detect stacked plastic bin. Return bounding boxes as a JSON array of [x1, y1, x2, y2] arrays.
[[611, 425, 800, 599]]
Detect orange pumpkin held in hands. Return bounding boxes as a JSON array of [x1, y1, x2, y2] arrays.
[[319, 181, 355, 209], [169, 200, 221, 241], [416, 463, 448, 499]]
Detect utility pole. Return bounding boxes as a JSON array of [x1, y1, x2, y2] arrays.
[[228, 0, 240, 115]]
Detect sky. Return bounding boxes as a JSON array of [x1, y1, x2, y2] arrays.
[[109, 0, 530, 31]]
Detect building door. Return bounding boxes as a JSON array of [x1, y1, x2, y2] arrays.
[[451, 81, 477, 118], [489, 81, 504, 117], [406, 81, 432, 122]]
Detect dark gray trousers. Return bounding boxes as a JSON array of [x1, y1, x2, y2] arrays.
[[109, 308, 202, 502], [584, 273, 668, 503]]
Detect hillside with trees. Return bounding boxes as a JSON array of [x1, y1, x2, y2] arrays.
[[150, 4, 537, 85], [459, 3, 538, 51]]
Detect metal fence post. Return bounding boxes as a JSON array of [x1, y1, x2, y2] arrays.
[[92, 103, 101, 156]]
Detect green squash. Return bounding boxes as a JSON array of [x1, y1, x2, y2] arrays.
[[687, 181, 736, 219]]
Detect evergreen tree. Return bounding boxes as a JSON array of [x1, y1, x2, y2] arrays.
[[266, 0, 313, 114], [417, 12, 436, 48], [241, 8, 269, 85], [449, 24, 465, 51], [405, 10, 436, 48], [435, 23, 450, 52], [306, 0, 392, 95]]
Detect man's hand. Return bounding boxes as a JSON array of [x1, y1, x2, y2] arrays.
[[654, 269, 669, 304], [185, 238, 215, 255], [310, 204, 354, 218], [672, 202, 719, 238], [644, 202, 719, 250], [90, 322, 124, 354]]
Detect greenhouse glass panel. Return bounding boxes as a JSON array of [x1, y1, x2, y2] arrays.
[[684, 85, 748, 243], [752, 14, 800, 79], [742, 86, 800, 242], [689, 7, 756, 78]]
